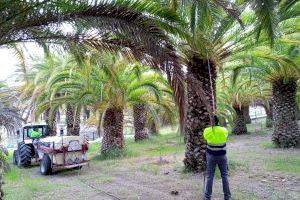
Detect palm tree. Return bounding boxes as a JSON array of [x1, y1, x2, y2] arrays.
[[133, 103, 149, 141], [100, 59, 165, 152], [231, 80, 268, 135], [31, 53, 69, 136], [0, 1, 186, 129], [173, 1, 247, 171], [45, 53, 167, 152], [133, 71, 177, 140], [0, 82, 23, 136], [233, 46, 300, 147], [155, 0, 299, 171]]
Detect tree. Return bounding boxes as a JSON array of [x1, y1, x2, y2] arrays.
[[45, 53, 168, 152], [0, 0, 186, 130], [99, 59, 164, 152], [175, 1, 246, 171], [231, 45, 300, 146]]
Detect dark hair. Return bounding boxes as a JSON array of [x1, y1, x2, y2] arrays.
[[213, 115, 219, 126]]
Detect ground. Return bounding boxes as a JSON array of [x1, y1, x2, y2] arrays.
[[3, 120, 300, 200]]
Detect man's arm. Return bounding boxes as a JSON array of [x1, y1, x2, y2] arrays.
[[203, 128, 210, 140]]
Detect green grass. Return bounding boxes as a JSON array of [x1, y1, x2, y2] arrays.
[[89, 131, 184, 161], [266, 156, 300, 176], [4, 168, 20, 182], [3, 166, 65, 200]]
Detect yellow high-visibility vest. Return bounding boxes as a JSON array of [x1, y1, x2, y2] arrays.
[[203, 126, 228, 144]]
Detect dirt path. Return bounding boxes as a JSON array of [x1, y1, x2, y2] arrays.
[[11, 133, 300, 200]]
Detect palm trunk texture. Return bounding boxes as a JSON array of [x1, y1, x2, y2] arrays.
[[101, 107, 125, 153], [272, 81, 300, 147], [232, 106, 248, 135], [184, 55, 216, 172], [150, 121, 159, 135], [44, 108, 57, 136], [133, 104, 149, 141], [66, 104, 80, 136], [73, 109, 81, 136], [66, 104, 74, 136]]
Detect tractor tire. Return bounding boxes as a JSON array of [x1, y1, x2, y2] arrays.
[[13, 150, 19, 165], [18, 143, 33, 167], [40, 154, 52, 175]]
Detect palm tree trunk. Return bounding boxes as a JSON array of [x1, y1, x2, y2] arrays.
[[101, 107, 125, 153], [244, 105, 251, 124], [72, 108, 81, 136], [272, 81, 300, 147], [44, 108, 57, 136], [232, 106, 248, 135], [184, 55, 216, 172], [66, 104, 74, 136], [150, 121, 159, 135], [133, 104, 149, 141]]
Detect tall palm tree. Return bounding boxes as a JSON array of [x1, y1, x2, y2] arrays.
[[133, 71, 177, 141], [174, 1, 246, 171], [45, 54, 167, 152], [0, 0, 186, 130], [100, 59, 164, 152], [230, 78, 268, 135], [232, 45, 300, 147], [156, 0, 299, 171], [31, 53, 69, 136]]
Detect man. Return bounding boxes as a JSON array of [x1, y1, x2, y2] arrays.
[[203, 115, 231, 200]]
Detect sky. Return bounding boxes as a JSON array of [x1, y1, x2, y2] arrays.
[[0, 43, 43, 84], [0, 48, 19, 81]]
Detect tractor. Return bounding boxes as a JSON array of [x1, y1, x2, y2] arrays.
[[13, 124, 89, 175]]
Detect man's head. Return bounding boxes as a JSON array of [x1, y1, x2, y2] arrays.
[[213, 115, 219, 126]]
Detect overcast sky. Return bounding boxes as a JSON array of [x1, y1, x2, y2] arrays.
[[0, 48, 19, 81], [0, 43, 43, 84]]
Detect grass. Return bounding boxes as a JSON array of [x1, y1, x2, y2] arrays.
[[4, 166, 65, 200], [266, 156, 300, 176], [89, 130, 184, 161], [3, 124, 300, 200], [260, 141, 276, 149]]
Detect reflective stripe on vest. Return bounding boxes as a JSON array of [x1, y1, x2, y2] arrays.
[[207, 143, 227, 151]]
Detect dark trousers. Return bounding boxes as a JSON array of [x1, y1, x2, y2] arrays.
[[205, 152, 231, 200]]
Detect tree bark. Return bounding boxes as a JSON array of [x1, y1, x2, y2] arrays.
[[149, 121, 159, 135], [66, 104, 74, 135], [272, 81, 300, 147], [73, 108, 81, 136], [133, 104, 149, 141], [243, 105, 251, 124], [232, 106, 248, 135], [66, 104, 80, 136], [44, 108, 57, 136], [101, 107, 125, 153], [184, 55, 216, 172]]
